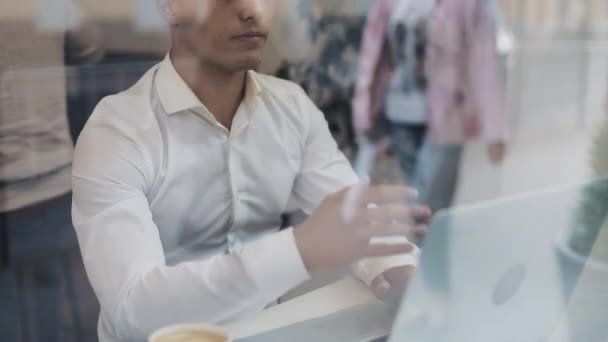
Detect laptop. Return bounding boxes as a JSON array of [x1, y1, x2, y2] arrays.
[[384, 183, 590, 342]]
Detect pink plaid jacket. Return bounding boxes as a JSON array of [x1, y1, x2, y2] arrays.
[[352, 0, 508, 144]]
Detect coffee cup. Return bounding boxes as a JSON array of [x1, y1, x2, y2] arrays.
[[149, 324, 231, 342]]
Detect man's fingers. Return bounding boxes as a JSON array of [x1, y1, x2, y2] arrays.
[[339, 184, 419, 224], [410, 205, 432, 221], [371, 274, 391, 300], [357, 222, 413, 240], [364, 242, 415, 258], [383, 265, 416, 285], [361, 186, 418, 205], [414, 224, 428, 238], [355, 204, 412, 223]]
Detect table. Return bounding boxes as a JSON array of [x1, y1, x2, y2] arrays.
[[224, 277, 378, 339]]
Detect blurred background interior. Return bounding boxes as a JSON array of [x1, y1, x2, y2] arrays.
[[1, 0, 607, 341]]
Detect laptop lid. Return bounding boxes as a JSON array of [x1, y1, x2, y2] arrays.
[[389, 182, 596, 342]]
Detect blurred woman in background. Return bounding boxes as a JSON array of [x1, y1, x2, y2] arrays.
[[353, 0, 509, 212]]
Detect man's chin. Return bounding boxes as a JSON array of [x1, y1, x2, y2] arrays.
[[232, 55, 262, 71], [210, 54, 262, 73]]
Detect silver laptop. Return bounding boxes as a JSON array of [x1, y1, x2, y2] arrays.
[[387, 182, 594, 342]]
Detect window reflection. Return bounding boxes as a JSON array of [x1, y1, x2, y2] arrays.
[[0, 1, 606, 341]]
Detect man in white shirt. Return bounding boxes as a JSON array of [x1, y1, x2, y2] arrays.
[[72, 0, 430, 340]]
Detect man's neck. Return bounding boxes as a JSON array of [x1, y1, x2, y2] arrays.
[[170, 49, 246, 131]]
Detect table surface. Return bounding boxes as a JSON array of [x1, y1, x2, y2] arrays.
[[224, 277, 378, 339]]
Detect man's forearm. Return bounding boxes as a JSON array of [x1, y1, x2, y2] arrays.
[[96, 229, 309, 341]]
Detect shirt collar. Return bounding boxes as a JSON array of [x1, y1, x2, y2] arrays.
[[155, 53, 263, 117]]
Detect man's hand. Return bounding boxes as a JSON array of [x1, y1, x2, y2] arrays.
[[371, 265, 416, 302], [369, 208, 430, 302], [488, 142, 507, 164], [294, 184, 425, 273]]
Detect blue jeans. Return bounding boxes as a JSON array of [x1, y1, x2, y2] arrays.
[[389, 123, 463, 294], [388, 122, 463, 213], [414, 143, 463, 213], [387, 123, 427, 182]]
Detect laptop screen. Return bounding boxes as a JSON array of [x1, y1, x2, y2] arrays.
[[389, 179, 608, 342]]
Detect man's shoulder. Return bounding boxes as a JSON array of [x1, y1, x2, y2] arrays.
[[79, 67, 161, 147], [89, 68, 158, 126]]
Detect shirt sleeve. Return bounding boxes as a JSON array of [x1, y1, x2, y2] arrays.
[[72, 107, 309, 340], [290, 88, 359, 211], [290, 87, 418, 287]]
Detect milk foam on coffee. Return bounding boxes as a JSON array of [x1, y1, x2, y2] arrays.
[[154, 330, 227, 342]]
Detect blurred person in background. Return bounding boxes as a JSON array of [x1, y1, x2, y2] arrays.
[[261, 0, 372, 155], [0, 1, 101, 341], [72, 0, 431, 340], [353, 0, 509, 212], [0, 7, 74, 216]]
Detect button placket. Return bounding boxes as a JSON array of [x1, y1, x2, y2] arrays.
[[225, 134, 242, 253]]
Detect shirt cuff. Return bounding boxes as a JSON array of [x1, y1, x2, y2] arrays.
[[240, 228, 310, 303], [351, 238, 420, 287]]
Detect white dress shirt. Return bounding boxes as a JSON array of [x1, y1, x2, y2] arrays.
[[72, 54, 415, 341]]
